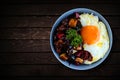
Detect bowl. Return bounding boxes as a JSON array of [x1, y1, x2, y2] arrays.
[[50, 8, 113, 70]]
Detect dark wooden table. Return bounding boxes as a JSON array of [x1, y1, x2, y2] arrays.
[[0, 0, 120, 80]]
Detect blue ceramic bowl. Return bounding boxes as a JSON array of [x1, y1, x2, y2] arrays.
[[50, 8, 113, 70]]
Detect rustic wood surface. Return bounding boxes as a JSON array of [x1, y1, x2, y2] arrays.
[[0, 0, 120, 80]]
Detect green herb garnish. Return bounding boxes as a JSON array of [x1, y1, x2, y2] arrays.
[[66, 29, 82, 47], [66, 29, 76, 40]]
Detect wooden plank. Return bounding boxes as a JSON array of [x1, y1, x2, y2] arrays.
[[0, 52, 58, 64], [0, 76, 118, 80], [0, 16, 119, 28], [0, 39, 118, 52], [0, 0, 119, 4], [0, 4, 119, 16], [0, 28, 119, 52], [0, 39, 50, 52], [0, 28, 118, 40], [0, 65, 119, 76], [0, 52, 119, 65], [0, 16, 57, 28], [0, 28, 51, 39]]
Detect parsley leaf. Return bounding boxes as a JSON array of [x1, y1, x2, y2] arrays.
[[66, 29, 82, 47]]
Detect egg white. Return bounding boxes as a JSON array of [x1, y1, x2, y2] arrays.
[[80, 13, 109, 64]]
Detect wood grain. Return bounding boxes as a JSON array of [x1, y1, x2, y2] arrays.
[[0, 28, 118, 40], [1, 0, 119, 4], [0, 52, 59, 65], [0, 39, 50, 52], [0, 4, 119, 16], [0, 0, 120, 79], [0, 28, 51, 39], [0, 76, 118, 80], [0, 28, 118, 52], [0, 65, 119, 76], [0, 52, 119, 65], [0, 16, 119, 28], [0, 38, 118, 52], [0, 16, 57, 28]]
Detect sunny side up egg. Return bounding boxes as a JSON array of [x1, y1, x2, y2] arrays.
[[79, 13, 109, 64]]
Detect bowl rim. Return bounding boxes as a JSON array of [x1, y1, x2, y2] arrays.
[[50, 8, 113, 70]]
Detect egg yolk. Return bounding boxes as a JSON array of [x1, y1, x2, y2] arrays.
[[81, 26, 100, 45]]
